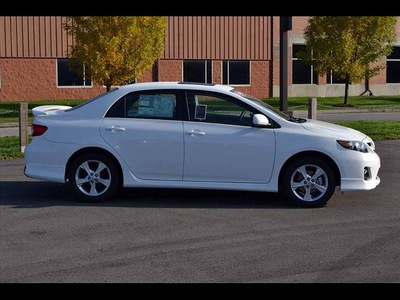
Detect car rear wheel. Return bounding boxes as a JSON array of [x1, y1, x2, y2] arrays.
[[281, 157, 336, 208], [68, 153, 120, 202]]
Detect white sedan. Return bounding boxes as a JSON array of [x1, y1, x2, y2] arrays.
[[24, 82, 381, 208]]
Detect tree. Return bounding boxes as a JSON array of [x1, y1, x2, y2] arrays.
[[298, 16, 397, 105], [64, 16, 167, 91]]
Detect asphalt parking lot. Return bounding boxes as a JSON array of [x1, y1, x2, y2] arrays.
[[0, 140, 399, 283]]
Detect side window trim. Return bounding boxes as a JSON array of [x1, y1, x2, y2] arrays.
[[105, 89, 183, 120], [184, 90, 260, 126]]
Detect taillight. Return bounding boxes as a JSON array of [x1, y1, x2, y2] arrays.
[[32, 124, 48, 136]]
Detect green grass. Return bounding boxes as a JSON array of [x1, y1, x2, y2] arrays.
[[265, 95, 400, 110], [335, 121, 400, 141], [0, 99, 84, 124], [0, 136, 27, 159]]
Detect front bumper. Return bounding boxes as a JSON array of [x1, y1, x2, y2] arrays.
[[338, 150, 381, 191]]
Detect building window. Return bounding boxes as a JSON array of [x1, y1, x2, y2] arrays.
[[326, 70, 346, 84], [222, 60, 250, 85], [57, 58, 92, 87], [183, 60, 212, 84], [292, 44, 318, 84], [387, 46, 400, 83]]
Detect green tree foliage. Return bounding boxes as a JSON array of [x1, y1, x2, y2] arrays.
[[64, 16, 167, 91], [298, 16, 397, 105]]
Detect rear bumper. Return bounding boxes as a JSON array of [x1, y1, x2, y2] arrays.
[[24, 163, 66, 183], [24, 138, 75, 183]]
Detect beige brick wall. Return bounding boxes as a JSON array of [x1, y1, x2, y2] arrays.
[[212, 61, 222, 84], [0, 58, 105, 102], [156, 59, 270, 99], [2, 16, 398, 101], [158, 60, 183, 81], [234, 61, 270, 99]]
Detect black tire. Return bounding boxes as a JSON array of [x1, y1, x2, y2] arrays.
[[67, 152, 120, 202], [281, 156, 336, 208]]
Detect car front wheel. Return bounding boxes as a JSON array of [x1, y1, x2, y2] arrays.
[[68, 153, 120, 202], [281, 157, 336, 208]]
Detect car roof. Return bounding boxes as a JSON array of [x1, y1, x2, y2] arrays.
[[117, 81, 235, 93]]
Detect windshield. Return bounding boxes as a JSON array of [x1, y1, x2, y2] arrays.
[[231, 90, 291, 120]]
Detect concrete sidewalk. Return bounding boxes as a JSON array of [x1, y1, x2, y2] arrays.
[[294, 110, 400, 122], [0, 123, 31, 138]]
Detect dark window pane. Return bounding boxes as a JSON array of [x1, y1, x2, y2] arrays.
[[293, 60, 311, 84], [106, 98, 126, 117], [57, 58, 85, 86], [206, 60, 212, 84], [332, 74, 346, 84], [292, 44, 317, 84], [106, 91, 178, 119], [57, 58, 92, 87], [313, 71, 318, 85], [186, 91, 257, 126], [327, 71, 346, 84], [222, 61, 228, 84], [223, 60, 250, 85], [84, 65, 92, 86], [388, 46, 400, 59], [387, 61, 400, 83], [293, 44, 306, 59], [228, 60, 249, 84], [183, 60, 206, 83]]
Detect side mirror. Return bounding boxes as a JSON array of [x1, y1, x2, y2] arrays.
[[252, 114, 270, 127]]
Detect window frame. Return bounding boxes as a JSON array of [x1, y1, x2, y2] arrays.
[[326, 70, 347, 85], [292, 44, 318, 85], [387, 45, 400, 84], [222, 60, 251, 86], [182, 59, 212, 84], [184, 90, 259, 127], [105, 89, 183, 121], [56, 58, 92, 88]]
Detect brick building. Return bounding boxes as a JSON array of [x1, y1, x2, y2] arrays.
[[1, 16, 399, 102]]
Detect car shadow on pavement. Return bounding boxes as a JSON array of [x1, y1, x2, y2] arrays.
[[0, 181, 292, 209]]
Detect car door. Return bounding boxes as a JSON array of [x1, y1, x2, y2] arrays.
[[100, 90, 184, 181], [183, 91, 276, 183]]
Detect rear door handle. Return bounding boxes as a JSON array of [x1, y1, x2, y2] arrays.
[[185, 129, 205, 136], [106, 125, 126, 132]]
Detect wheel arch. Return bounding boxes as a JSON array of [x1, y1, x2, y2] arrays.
[[65, 147, 123, 187], [278, 151, 341, 192]]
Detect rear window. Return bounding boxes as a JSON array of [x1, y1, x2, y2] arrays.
[[66, 88, 120, 112]]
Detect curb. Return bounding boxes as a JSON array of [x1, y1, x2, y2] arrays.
[[308, 108, 400, 114], [0, 123, 25, 128]]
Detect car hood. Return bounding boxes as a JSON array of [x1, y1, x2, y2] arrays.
[[301, 119, 367, 140]]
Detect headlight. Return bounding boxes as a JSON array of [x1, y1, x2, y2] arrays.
[[337, 140, 368, 153], [364, 137, 375, 151]]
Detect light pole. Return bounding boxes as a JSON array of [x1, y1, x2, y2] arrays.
[[279, 16, 292, 114]]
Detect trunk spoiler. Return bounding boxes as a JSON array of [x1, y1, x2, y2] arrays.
[[31, 105, 72, 116]]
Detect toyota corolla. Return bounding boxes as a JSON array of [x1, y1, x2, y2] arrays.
[[24, 82, 381, 208]]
